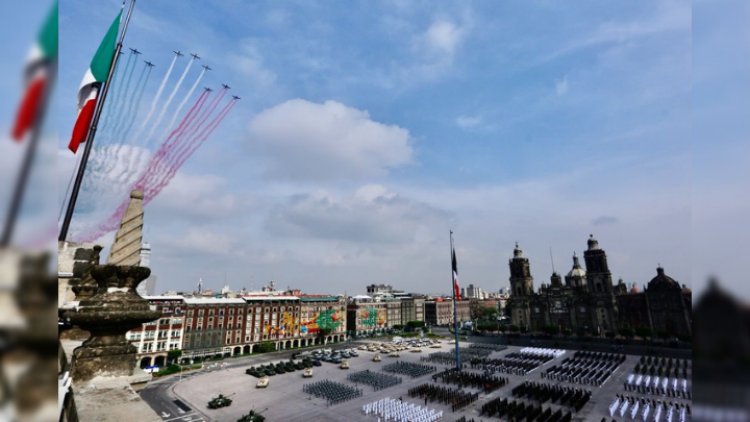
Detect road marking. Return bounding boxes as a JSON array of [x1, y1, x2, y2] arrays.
[[162, 412, 198, 421]]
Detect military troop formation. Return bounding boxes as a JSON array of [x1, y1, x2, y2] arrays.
[[542, 351, 626, 386], [382, 361, 437, 378], [634, 356, 691, 379], [361, 398, 443, 422], [407, 384, 479, 412], [624, 373, 691, 399], [468, 343, 507, 352], [511, 381, 592, 412], [479, 397, 573, 422], [302, 380, 363, 406], [608, 395, 690, 422], [468, 347, 562, 376], [422, 348, 492, 366], [347, 369, 402, 391], [432, 368, 509, 393]]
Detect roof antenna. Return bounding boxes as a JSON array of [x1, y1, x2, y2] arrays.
[[549, 247, 556, 274]]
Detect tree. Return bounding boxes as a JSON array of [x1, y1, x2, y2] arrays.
[[256, 342, 276, 353], [167, 349, 182, 364]]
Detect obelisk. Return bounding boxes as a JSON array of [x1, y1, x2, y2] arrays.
[[108, 189, 145, 266]]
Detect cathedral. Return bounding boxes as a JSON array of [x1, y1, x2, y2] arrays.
[[506, 235, 692, 338]]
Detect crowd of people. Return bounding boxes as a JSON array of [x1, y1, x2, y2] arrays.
[[511, 381, 592, 412], [347, 369, 402, 391], [432, 368, 509, 393], [608, 395, 690, 422], [382, 361, 437, 378], [468, 347, 563, 376], [407, 383, 479, 412], [623, 373, 691, 399], [302, 380, 363, 406], [542, 351, 626, 386], [479, 397, 573, 421], [361, 398, 443, 422]]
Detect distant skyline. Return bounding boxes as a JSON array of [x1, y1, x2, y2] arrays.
[[6, 2, 748, 299]]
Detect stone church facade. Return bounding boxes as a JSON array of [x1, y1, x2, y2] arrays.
[[506, 235, 691, 338]]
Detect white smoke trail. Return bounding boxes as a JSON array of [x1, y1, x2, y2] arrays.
[[160, 66, 206, 141], [142, 56, 196, 146], [135, 53, 178, 140]]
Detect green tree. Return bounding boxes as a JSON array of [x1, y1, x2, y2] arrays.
[[167, 349, 182, 364], [256, 342, 276, 353]]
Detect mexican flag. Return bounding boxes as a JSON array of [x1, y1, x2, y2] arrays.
[[452, 247, 462, 301], [68, 11, 122, 153], [11, 2, 58, 141]]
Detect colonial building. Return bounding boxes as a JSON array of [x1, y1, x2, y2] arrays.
[[127, 295, 185, 369], [424, 299, 471, 326], [506, 235, 692, 337], [507, 236, 620, 334], [617, 267, 692, 338]]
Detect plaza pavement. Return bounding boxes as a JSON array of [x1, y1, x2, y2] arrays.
[[144, 340, 691, 421]]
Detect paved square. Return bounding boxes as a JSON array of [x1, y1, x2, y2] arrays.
[[159, 341, 691, 421]]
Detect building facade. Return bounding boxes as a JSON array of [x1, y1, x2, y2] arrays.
[[506, 235, 692, 337], [127, 296, 185, 369]]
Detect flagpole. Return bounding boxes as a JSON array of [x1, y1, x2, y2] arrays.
[[58, 0, 136, 242], [1, 66, 57, 247], [451, 230, 461, 370]]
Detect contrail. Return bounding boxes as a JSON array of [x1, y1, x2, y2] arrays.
[[78, 91, 211, 242], [119, 63, 152, 142], [107, 52, 139, 135], [142, 88, 226, 190], [111, 61, 147, 136], [146, 98, 237, 199], [160, 66, 207, 141], [136, 90, 210, 190], [136, 53, 178, 137], [143, 56, 196, 146], [100, 53, 133, 135]]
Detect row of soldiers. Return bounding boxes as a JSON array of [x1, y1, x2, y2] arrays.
[[407, 383, 479, 412], [302, 379, 362, 406], [432, 368, 509, 393], [347, 369, 402, 391], [470, 355, 547, 376], [480, 397, 573, 422], [511, 381, 592, 412], [542, 352, 625, 386], [382, 361, 437, 378]]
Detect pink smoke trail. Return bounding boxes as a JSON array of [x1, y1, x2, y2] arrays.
[[82, 99, 237, 242], [139, 88, 227, 193], [76, 90, 209, 243], [133, 90, 210, 192], [144, 98, 237, 200]]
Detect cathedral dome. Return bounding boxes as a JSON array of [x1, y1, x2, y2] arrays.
[[646, 266, 681, 292], [566, 253, 586, 278]]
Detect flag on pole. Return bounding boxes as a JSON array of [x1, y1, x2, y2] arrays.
[[11, 1, 58, 141], [68, 11, 122, 153], [452, 247, 461, 300]]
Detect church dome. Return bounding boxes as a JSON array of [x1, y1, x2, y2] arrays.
[[646, 266, 681, 292], [566, 253, 586, 278]]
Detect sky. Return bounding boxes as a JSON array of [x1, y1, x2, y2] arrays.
[[1, 1, 746, 299]]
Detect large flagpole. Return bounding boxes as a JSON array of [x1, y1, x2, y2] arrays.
[[451, 230, 461, 370], [58, 0, 136, 242]]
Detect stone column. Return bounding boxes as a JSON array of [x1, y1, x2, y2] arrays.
[[66, 265, 160, 382]]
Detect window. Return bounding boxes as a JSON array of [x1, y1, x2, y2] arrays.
[[198, 309, 204, 316]]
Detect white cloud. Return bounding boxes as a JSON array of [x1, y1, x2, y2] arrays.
[[455, 115, 482, 129], [424, 20, 464, 56], [265, 185, 451, 246], [555, 75, 569, 96], [226, 40, 278, 89], [247, 99, 413, 180]]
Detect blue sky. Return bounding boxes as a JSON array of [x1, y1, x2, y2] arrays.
[[6, 1, 746, 298]]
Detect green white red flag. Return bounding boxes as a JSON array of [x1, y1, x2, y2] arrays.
[[68, 11, 121, 153], [11, 1, 58, 141]]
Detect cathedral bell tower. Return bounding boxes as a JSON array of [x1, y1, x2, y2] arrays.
[[509, 243, 534, 296]]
